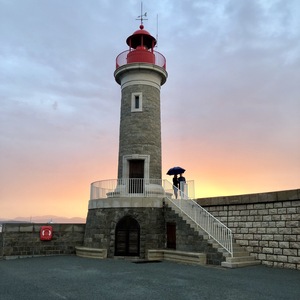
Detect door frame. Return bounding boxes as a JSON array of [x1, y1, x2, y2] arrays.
[[122, 154, 150, 180], [128, 159, 144, 193]]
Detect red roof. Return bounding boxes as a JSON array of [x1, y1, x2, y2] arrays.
[[126, 25, 157, 49]]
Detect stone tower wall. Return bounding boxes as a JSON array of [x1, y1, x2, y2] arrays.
[[118, 83, 162, 179]]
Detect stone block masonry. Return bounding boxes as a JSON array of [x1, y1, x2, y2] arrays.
[[1, 189, 299, 270], [83, 204, 224, 264], [84, 207, 165, 258], [197, 189, 300, 270], [118, 84, 162, 179], [0, 223, 85, 258], [164, 206, 224, 265]]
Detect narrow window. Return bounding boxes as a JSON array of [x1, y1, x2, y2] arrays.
[[135, 95, 140, 109], [131, 92, 142, 112]]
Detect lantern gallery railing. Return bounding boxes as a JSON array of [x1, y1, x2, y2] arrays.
[[116, 50, 166, 69], [90, 178, 194, 200]]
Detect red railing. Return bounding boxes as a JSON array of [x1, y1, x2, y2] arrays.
[[116, 50, 166, 70]]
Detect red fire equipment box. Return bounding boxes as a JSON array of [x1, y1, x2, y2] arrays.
[[40, 225, 53, 241]]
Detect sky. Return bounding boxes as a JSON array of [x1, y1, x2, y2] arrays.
[[1, 0, 299, 220]]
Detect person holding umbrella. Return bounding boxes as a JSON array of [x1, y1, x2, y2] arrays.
[[172, 174, 179, 199], [178, 173, 186, 198], [167, 166, 186, 199]]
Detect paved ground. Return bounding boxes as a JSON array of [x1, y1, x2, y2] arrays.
[[0, 256, 299, 300]]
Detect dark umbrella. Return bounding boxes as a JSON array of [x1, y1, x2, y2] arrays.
[[166, 166, 186, 176]]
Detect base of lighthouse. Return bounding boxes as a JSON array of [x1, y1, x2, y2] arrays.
[[83, 197, 166, 258], [80, 196, 224, 265]]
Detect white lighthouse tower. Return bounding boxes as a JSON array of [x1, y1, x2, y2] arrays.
[[84, 18, 168, 258], [114, 22, 167, 192], [79, 16, 229, 264]]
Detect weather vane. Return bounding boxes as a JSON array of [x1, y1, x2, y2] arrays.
[[136, 2, 148, 25]]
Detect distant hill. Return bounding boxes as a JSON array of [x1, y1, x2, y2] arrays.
[[0, 215, 86, 224]]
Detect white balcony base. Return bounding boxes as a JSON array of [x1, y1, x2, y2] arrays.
[[88, 196, 166, 209]]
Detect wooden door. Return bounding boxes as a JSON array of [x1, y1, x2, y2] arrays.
[[167, 222, 176, 249], [115, 216, 140, 256], [129, 160, 144, 193]]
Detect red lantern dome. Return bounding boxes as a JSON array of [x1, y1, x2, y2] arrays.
[[126, 24, 157, 50], [115, 24, 166, 70], [126, 25, 156, 64]]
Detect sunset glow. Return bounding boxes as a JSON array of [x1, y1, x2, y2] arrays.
[[1, 0, 299, 220]]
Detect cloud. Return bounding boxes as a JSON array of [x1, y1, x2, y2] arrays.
[[0, 0, 299, 218]]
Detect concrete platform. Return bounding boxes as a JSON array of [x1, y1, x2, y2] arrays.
[[0, 255, 299, 300]]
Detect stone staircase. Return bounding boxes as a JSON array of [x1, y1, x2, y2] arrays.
[[208, 239, 260, 268], [166, 200, 261, 268]]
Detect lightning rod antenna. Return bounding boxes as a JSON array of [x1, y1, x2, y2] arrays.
[[156, 14, 159, 48]]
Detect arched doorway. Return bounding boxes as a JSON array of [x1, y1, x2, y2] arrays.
[[115, 216, 140, 256]]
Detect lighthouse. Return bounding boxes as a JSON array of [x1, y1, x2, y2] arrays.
[[114, 23, 167, 190], [78, 17, 226, 263], [83, 20, 169, 259]]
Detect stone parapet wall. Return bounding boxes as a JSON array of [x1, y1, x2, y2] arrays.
[[0, 231, 3, 257], [197, 189, 300, 270], [0, 223, 85, 258]]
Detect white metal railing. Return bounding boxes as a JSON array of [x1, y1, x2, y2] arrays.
[[116, 50, 166, 69], [163, 180, 233, 256], [91, 178, 165, 199], [90, 178, 194, 200]]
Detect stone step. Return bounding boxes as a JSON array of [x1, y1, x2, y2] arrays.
[[75, 247, 107, 259], [207, 240, 243, 250], [147, 249, 206, 266], [189, 222, 206, 232], [226, 255, 257, 263], [208, 240, 239, 247], [211, 243, 247, 253], [222, 250, 249, 258], [221, 259, 261, 268], [214, 246, 248, 256], [221, 250, 261, 268]]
